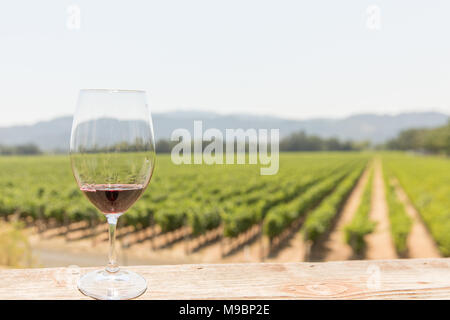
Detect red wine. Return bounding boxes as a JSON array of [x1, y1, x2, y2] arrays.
[[81, 184, 145, 214]]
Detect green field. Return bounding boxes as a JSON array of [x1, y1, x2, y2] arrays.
[[0, 152, 449, 261]]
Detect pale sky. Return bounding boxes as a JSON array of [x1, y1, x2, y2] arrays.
[[0, 0, 449, 126]]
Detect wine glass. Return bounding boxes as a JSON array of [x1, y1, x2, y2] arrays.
[[70, 89, 156, 300]]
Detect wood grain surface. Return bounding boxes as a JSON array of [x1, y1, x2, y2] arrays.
[[1, 258, 449, 299]]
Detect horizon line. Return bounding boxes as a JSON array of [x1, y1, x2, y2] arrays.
[[0, 108, 448, 129]]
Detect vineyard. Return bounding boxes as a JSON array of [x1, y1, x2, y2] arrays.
[[0, 152, 448, 267]]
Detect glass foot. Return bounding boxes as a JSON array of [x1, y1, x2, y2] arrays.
[[78, 269, 147, 300]]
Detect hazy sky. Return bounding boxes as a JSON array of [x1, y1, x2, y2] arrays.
[[1, 1, 449, 126]]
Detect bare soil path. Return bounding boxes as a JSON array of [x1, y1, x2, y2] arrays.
[[189, 225, 265, 264], [27, 224, 199, 268], [28, 222, 268, 267], [319, 163, 372, 261], [392, 179, 441, 258], [365, 160, 397, 260], [266, 231, 307, 263]]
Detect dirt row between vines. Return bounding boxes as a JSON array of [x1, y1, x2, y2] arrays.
[[312, 162, 373, 261], [319, 159, 441, 261], [392, 178, 441, 258], [364, 160, 397, 259], [281, 158, 440, 262]]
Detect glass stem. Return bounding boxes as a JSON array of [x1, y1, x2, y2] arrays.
[[106, 214, 121, 273]]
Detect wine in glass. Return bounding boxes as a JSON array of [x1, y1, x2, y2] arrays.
[[70, 89, 156, 300]]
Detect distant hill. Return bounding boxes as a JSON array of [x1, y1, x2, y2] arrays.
[[0, 111, 447, 151]]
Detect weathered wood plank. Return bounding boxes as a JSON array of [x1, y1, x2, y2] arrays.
[[0, 258, 449, 299]]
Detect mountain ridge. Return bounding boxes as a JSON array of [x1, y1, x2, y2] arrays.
[[0, 111, 447, 151]]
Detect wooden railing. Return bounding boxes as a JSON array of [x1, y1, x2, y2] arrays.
[[1, 258, 449, 299]]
